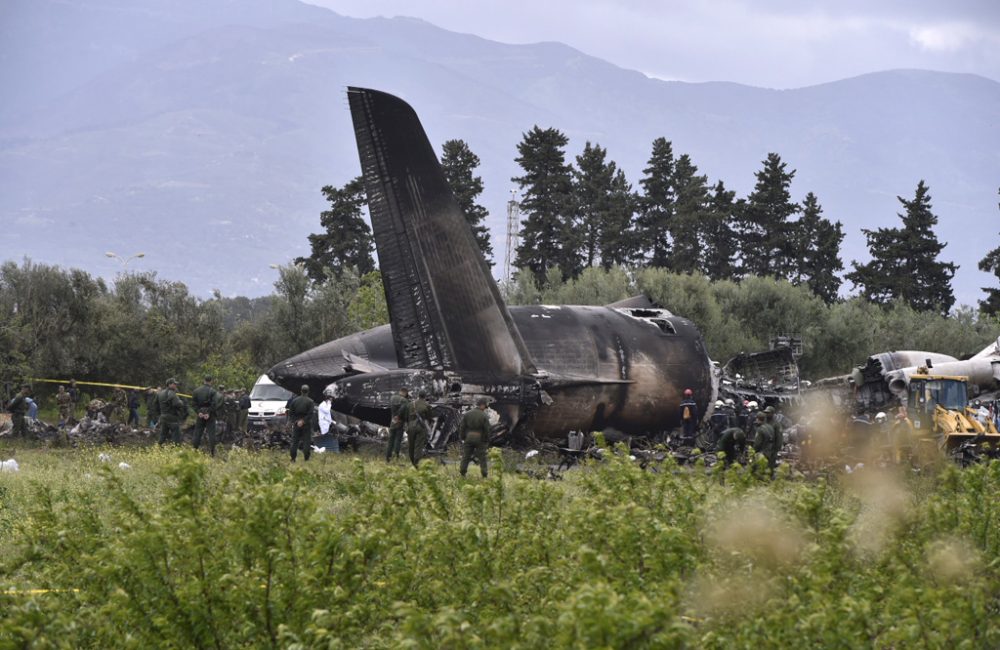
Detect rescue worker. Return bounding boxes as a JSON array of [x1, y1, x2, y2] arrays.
[[735, 400, 749, 430], [874, 411, 889, 440], [56, 385, 73, 426], [127, 390, 141, 427], [723, 398, 738, 425], [744, 401, 759, 439], [679, 388, 698, 444], [752, 411, 778, 475], [717, 426, 747, 467], [708, 400, 730, 445], [406, 389, 433, 467], [155, 378, 187, 445], [6, 385, 30, 437], [891, 406, 915, 464], [974, 400, 991, 426], [288, 384, 315, 462], [25, 396, 38, 422], [386, 387, 409, 462], [191, 375, 222, 455], [459, 397, 492, 478]]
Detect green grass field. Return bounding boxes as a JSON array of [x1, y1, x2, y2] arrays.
[[1, 443, 999, 648]]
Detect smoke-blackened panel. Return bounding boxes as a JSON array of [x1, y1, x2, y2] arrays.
[[347, 87, 535, 375]]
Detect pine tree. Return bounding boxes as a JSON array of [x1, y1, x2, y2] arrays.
[[669, 154, 710, 274], [740, 153, 800, 279], [636, 137, 675, 267], [977, 188, 1000, 315], [512, 126, 580, 282], [847, 180, 957, 314], [572, 143, 636, 269], [296, 177, 374, 283], [700, 180, 740, 281], [600, 169, 637, 269], [793, 192, 845, 304], [573, 142, 615, 268], [441, 139, 493, 264]]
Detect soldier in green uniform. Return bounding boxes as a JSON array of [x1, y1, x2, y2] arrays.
[[237, 389, 250, 433], [764, 405, 784, 464], [6, 385, 30, 437], [68, 379, 79, 422], [222, 389, 238, 436], [459, 397, 492, 478], [191, 375, 223, 456], [56, 385, 73, 427], [386, 387, 409, 462], [155, 378, 187, 445], [288, 384, 315, 462], [752, 411, 778, 475], [717, 426, 747, 467], [406, 390, 433, 467]]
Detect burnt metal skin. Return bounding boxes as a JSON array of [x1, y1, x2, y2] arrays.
[[268, 87, 714, 441], [270, 304, 712, 438]]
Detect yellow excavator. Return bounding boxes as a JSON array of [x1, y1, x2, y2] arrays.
[[906, 372, 1000, 463]]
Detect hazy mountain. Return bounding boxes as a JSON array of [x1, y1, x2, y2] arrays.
[[2, 0, 998, 304]]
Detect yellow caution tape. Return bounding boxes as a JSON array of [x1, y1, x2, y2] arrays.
[[28, 378, 192, 398], [3, 588, 80, 595]]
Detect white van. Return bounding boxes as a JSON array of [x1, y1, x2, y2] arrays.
[[248, 374, 294, 429]]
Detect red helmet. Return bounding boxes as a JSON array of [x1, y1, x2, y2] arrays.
[[683, 388, 693, 397]]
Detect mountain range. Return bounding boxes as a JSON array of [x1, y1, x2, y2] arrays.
[[2, 0, 998, 303]]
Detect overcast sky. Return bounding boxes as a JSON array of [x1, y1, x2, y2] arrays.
[[307, 0, 1000, 88]]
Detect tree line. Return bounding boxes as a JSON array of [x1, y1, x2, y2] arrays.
[[3, 259, 999, 405], [0, 260, 386, 404], [306, 134, 1000, 317]]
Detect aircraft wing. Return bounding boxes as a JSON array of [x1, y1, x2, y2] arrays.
[[347, 87, 536, 376]]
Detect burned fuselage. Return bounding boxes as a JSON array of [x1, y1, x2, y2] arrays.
[[270, 303, 713, 440]]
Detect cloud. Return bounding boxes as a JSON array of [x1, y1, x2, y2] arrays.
[[909, 22, 990, 52]]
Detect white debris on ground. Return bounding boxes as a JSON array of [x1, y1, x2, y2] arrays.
[[117, 462, 130, 470], [525, 450, 539, 459], [1, 458, 20, 472], [99, 453, 112, 463], [311, 445, 326, 453]]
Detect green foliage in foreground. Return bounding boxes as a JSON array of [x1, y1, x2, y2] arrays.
[[3, 448, 1000, 648]]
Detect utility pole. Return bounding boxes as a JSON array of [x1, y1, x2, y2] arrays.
[[504, 190, 520, 286]]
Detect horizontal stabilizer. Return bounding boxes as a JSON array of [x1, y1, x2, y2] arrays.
[[342, 351, 389, 375]]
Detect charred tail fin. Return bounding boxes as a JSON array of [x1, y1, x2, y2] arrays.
[[347, 87, 536, 376]]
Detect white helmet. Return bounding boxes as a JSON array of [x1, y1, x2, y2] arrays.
[[747, 401, 759, 410], [874, 412, 887, 423], [724, 398, 735, 407], [715, 400, 724, 408]]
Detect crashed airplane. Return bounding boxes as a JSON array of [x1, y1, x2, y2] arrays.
[[812, 339, 1000, 411], [269, 88, 790, 444]]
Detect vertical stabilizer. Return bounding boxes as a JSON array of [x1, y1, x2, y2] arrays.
[[347, 87, 536, 376]]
